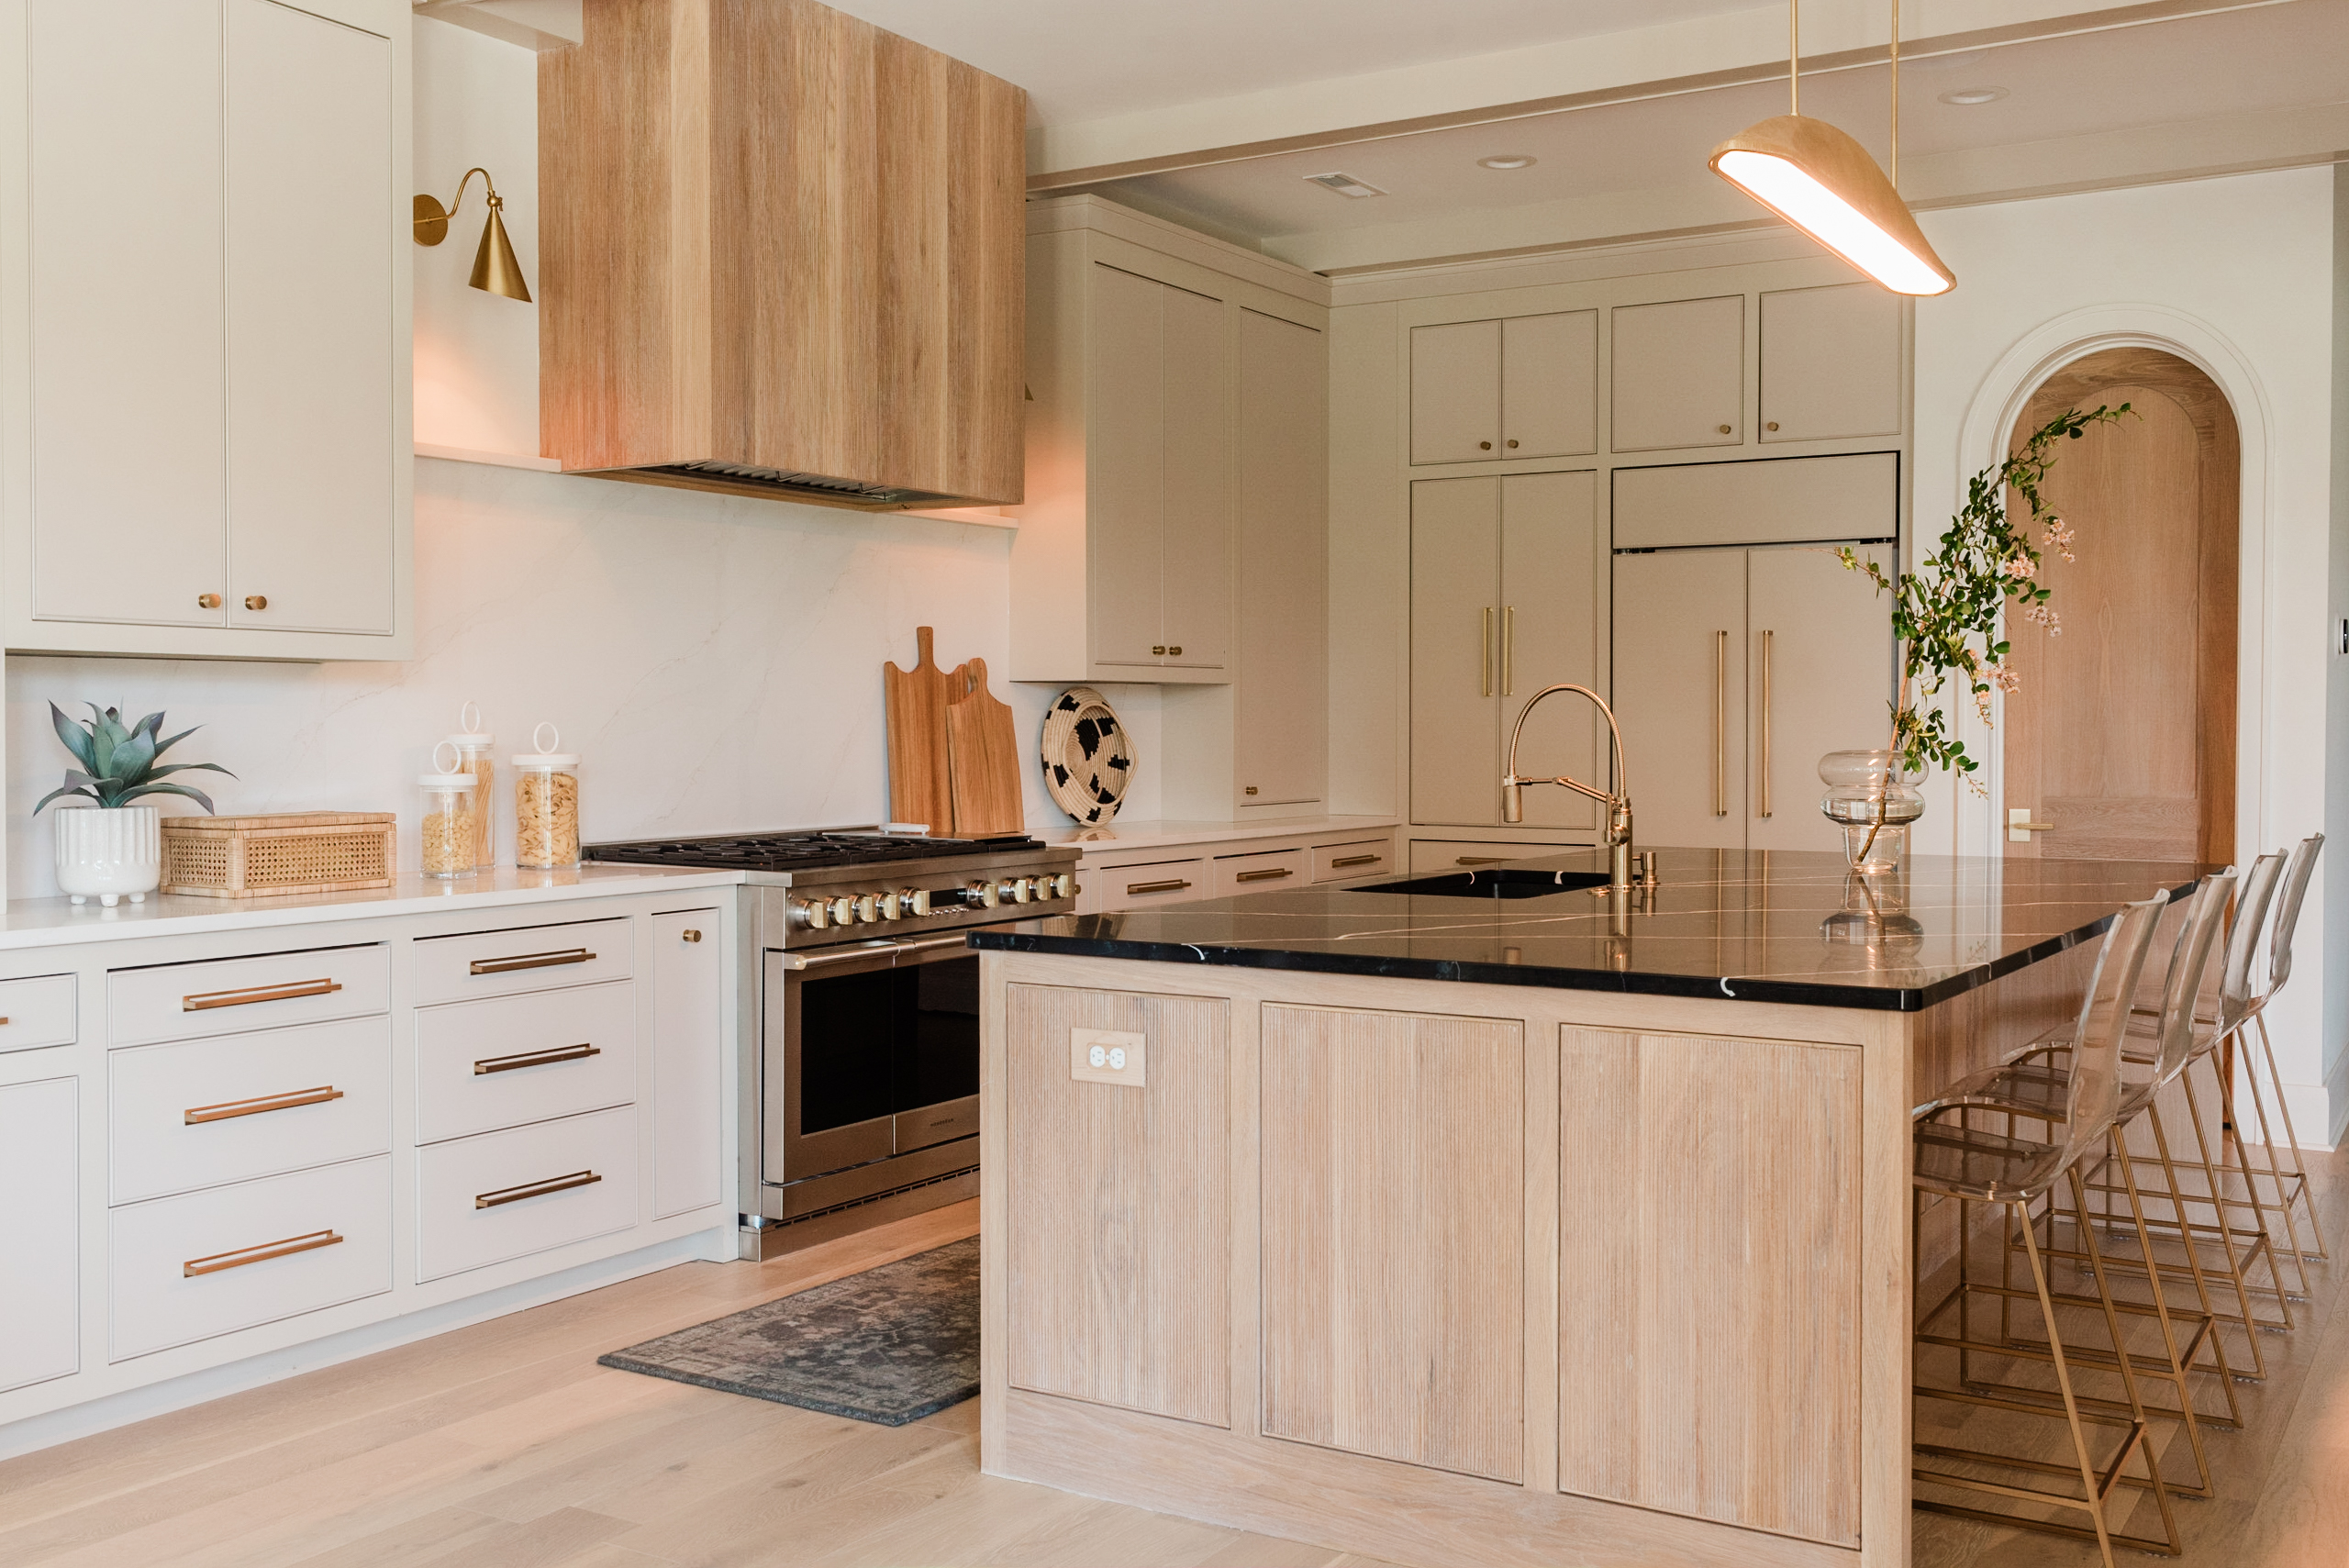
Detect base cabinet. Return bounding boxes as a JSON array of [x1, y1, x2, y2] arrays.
[[651, 910, 724, 1218], [0, 1077, 77, 1394]]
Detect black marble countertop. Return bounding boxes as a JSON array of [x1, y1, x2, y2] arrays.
[[965, 847, 2208, 1011]]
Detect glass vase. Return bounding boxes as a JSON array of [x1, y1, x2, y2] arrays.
[[1819, 750, 1925, 875]]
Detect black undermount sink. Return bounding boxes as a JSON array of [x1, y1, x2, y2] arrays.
[[1358, 867, 1612, 899]]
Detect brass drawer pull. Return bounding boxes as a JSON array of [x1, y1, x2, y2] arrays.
[[184, 978, 343, 1012], [1125, 878, 1191, 895], [474, 1043, 600, 1075], [1235, 867, 1294, 884], [476, 1170, 601, 1209], [469, 948, 595, 976], [1455, 856, 1507, 866], [184, 1085, 344, 1124], [1330, 854, 1381, 869], [184, 1229, 341, 1277]]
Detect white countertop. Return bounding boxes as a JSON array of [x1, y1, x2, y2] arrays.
[[1030, 815, 1400, 856], [0, 865, 747, 952]]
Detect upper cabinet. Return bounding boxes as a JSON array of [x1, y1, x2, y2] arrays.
[[1609, 295, 1744, 452], [537, 0, 1025, 513], [1759, 284, 1904, 443], [1409, 311, 1597, 464], [0, 0, 411, 659]]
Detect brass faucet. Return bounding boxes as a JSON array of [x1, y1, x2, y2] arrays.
[[1501, 683, 1636, 895]]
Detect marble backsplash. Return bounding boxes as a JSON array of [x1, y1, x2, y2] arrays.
[[5, 457, 1163, 899]]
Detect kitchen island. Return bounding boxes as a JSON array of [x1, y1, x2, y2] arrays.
[[969, 847, 2207, 1568]]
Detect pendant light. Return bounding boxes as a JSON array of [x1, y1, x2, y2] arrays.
[[412, 167, 533, 304], [1709, 0, 1954, 295]]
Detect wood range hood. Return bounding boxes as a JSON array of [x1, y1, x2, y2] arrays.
[[540, 0, 1027, 512]]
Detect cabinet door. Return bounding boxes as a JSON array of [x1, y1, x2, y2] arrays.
[[1235, 310, 1327, 807], [1610, 295, 1744, 452], [1089, 264, 1167, 667], [1409, 320, 1501, 464], [1158, 283, 1232, 671], [1501, 312, 1598, 459], [1410, 478, 1500, 827], [1747, 545, 1898, 852], [651, 910, 725, 1218], [28, 0, 228, 628], [1613, 549, 1747, 848], [1760, 284, 1902, 443], [1500, 472, 1600, 831], [224, 0, 395, 636], [0, 1077, 78, 1394]]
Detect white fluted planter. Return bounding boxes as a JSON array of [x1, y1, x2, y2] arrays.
[[55, 805, 161, 906]]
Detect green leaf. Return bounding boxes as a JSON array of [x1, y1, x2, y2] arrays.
[[106, 727, 157, 784], [34, 784, 95, 814], [115, 781, 218, 813], [152, 724, 204, 761], [50, 704, 95, 773], [144, 762, 235, 780]]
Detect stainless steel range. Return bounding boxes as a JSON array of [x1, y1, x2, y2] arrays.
[[584, 828, 1080, 1256]]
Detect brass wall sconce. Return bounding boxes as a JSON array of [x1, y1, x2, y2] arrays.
[[413, 167, 532, 303]]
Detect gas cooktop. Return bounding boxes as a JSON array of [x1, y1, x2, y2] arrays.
[[583, 827, 1044, 874]]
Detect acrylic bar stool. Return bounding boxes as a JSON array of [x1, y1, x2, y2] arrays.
[[1910, 890, 2178, 1564], [2234, 834, 2328, 1292]]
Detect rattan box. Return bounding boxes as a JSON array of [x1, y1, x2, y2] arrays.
[[161, 812, 397, 898]]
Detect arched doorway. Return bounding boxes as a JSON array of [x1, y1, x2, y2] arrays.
[[2001, 348, 2238, 863]]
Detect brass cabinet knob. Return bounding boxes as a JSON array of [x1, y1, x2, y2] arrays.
[[1478, 440, 1492, 450], [1765, 420, 1780, 431], [196, 593, 221, 609], [1506, 439, 1520, 448], [681, 929, 703, 942], [1167, 645, 1182, 656], [1717, 424, 1732, 434], [244, 595, 267, 611], [1152, 645, 1166, 655]]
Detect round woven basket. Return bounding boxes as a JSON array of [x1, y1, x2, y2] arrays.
[[1041, 687, 1135, 825]]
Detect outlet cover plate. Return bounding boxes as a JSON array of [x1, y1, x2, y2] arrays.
[[1070, 1028, 1146, 1087]]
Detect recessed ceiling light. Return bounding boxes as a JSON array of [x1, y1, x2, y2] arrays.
[[1477, 154, 1537, 171], [1939, 86, 2009, 106], [1304, 171, 1386, 199]]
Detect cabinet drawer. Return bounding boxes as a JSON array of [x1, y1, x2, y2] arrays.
[[415, 1107, 639, 1283], [415, 981, 639, 1146], [110, 1017, 392, 1205], [1311, 839, 1395, 883], [108, 944, 389, 1047], [1097, 857, 1210, 911], [109, 1155, 390, 1362], [413, 917, 632, 1006], [1211, 847, 1308, 897], [0, 975, 77, 1053]]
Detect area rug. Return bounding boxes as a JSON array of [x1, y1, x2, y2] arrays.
[[596, 1236, 979, 1426]]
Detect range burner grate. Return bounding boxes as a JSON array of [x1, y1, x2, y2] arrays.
[[583, 828, 1043, 874]]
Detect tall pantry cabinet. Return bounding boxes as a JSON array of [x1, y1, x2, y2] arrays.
[[0, 0, 412, 660]]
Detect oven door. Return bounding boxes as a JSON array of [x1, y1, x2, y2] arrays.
[[763, 933, 981, 1187]]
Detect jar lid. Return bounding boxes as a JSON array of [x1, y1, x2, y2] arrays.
[[513, 720, 577, 767], [450, 700, 493, 746], [447, 731, 494, 748], [420, 772, 478, 788]]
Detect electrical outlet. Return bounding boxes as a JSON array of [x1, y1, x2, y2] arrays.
[[1071, 1028, 1146, 1087]]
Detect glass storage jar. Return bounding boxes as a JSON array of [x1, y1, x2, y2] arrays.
[[418, 761, 480, 879], [450, 701, 495, 871], [513, 722, 581, 871]]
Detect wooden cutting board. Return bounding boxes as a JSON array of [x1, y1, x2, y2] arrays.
[[884, 627, 957, 835], [945, 656, 1024, 837]]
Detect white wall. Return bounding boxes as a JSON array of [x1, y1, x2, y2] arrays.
[[1908, 167, 2339, 1139]]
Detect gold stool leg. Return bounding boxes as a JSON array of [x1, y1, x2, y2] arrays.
[[2069, 1164, 2182, 1554], [2109, 1121, 2218, 1493], [2254, 1011, 2329, 1262], [2182, 1050, 2284, 1371], [2139, 1097, 2245, 1428], [2237, 1025, 2313, 1297]]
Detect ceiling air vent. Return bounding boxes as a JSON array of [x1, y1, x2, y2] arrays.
[[1304, 171, 1386, 199]]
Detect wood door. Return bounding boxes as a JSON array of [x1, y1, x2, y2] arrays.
[[1409, 319, 1501, 464], [1613, 549, 1748, 849], [1501, 472, 1601, 831], [1759, 284, 1903, 443], [1235, 309, 1328, 808], [1609, 295, 1743, 452], [0, 1076, 76, 1394], [1501, 311, 1598, 459], [1088, 264, 1167, 668], [28, 0, 228, 628], [1746, 544, 1898, 852], [2002, 350, 2237, 862], [225, 0, 395, 635], [1157, 284, 1233, 671], [1410, 478, 1501, 826]]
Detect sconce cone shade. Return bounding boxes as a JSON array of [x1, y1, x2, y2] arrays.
[[469, 202, 533, 303], [1709, 116, 1954, 295]]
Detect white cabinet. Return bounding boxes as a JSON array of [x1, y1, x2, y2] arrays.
[[0, 1077, 77, 1394], [1760, 284, 1903, 443], [1610, 295, 1744, 452], [1234, 309, 1329, 810], [1, 0, 410, 659], [1409, 312, 1597, 464], [1409, 473, 1604, 829], [1409, 321, 1500, 463], [651, 910, 723, 1219]]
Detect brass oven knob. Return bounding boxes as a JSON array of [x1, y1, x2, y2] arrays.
[[790, 897, 828, 930], [196, 593, 222, 609], [829, 894, 858, 926], [965, 878, 997, 909], [905, 887, 930, 916], [1051, 873, 1074, 898], [875, 890, 902, 920], [1002, 877, 1033, 904], [854, 892, 880, 923]]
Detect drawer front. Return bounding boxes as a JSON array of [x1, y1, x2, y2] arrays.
[[1097, 857, 1211, 912], [1311, 838, 1396, 884], [1408, 838, 1594, 875], [110, 1155, 391, 1362], [415, 981, 639, 1145], [0, 974, 77, 1053], [110, 1017, 393, 1205], [108, 945, 390, 1047], [1210, 847, 1308, 898], [414, 917, 632, 1006], [416, 1106, 639, 1283]]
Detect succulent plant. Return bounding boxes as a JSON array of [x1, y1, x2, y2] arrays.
[[38, 704, 235, 814]]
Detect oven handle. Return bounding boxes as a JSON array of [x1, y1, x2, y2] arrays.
[[778, 933, 974, 971]]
